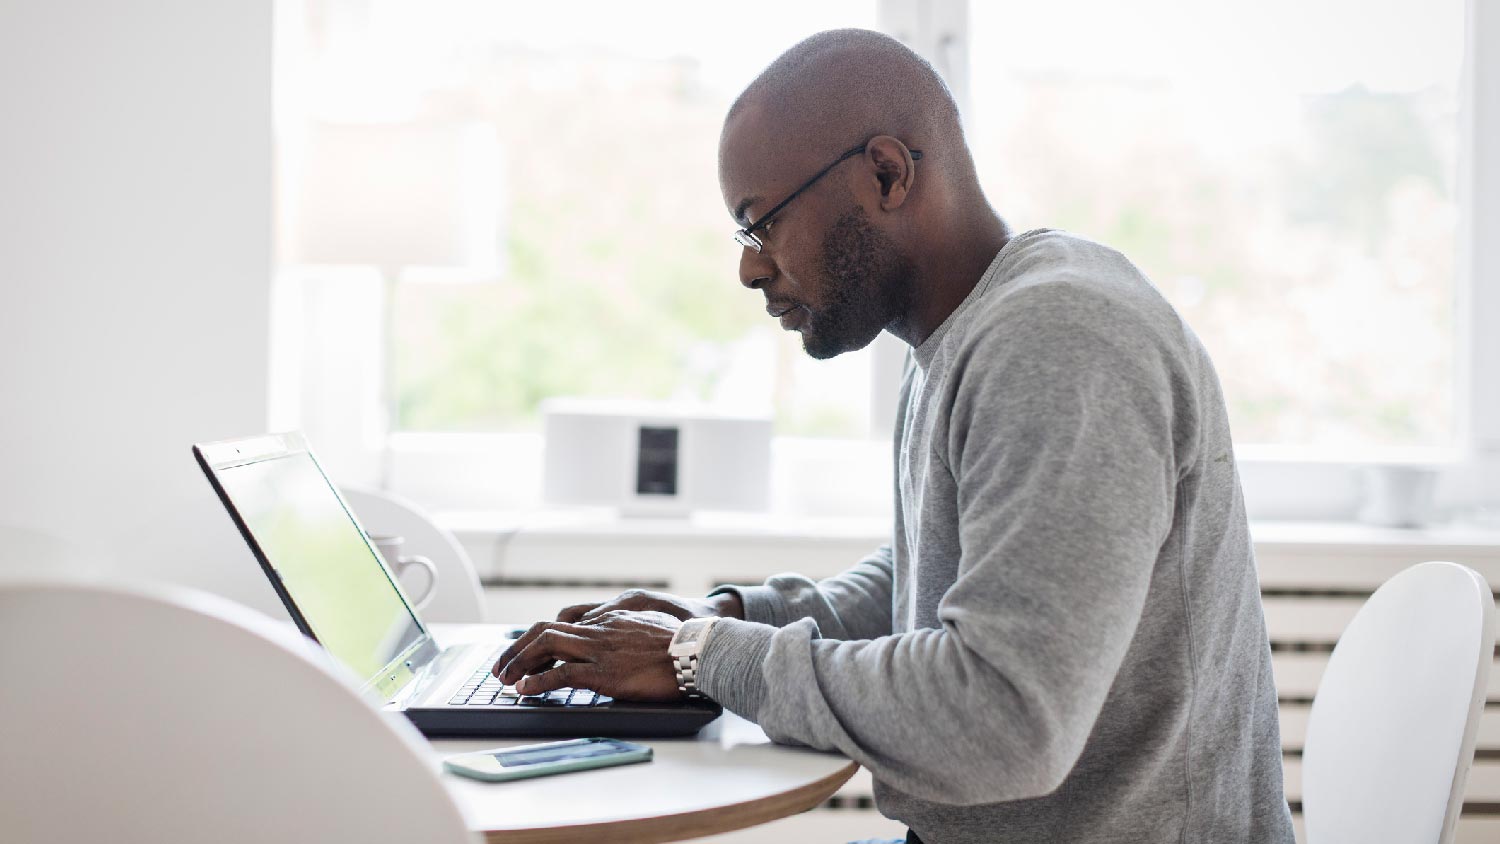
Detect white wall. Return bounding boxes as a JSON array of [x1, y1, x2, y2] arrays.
[[0, 1, 285, 616]]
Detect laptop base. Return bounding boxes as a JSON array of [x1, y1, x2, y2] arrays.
[[404, 699, 721, 738]]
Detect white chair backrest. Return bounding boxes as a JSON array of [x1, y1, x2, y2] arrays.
[[0, 579, 476, 844], [341, 485, 487, 624], [1303, 561, 1496, 844]]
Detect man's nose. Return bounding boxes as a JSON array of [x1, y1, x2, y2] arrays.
[[739, 247, 774, 290]]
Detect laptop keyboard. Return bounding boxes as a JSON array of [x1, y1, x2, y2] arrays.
[[447, 652, 612, 708]]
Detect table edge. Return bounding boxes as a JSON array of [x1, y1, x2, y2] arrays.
[[479, 759, 859, 844]]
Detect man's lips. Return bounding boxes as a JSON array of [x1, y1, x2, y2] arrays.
[[768, 303, 809, 330], [762, 304, 810, 329]]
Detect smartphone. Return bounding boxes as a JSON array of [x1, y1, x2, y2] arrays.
[[443, 737, 653, 783]]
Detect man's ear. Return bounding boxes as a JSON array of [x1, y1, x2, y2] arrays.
[[865, 135, 917, 212]]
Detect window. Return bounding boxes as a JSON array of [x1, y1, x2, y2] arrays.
[[284, 0, 883, 440], [967, 0, 1465, 451], [277, 0, 1496, 518]]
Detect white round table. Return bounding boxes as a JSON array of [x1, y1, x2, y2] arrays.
[[426, 624, 857, 843], [430, 714, 856, 843]]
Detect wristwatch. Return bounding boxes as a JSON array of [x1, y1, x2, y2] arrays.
[[668, 617, 722, 699]]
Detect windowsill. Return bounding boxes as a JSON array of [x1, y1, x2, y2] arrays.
[[1247, 519, 1500, 551], [436, 508, 1500, 551], [385, 431, 1500, 527], [436, 507, 892, 547]]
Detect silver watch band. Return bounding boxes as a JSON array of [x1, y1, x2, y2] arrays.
[[671, 617, 720, 699], [674, 652, 704, 698]]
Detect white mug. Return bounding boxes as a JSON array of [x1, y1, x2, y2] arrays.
[[1356, 464, 1439, 528], [368, 533, 439, 611]]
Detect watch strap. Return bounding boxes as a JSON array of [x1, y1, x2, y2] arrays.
[[671, 617, 720, 698]]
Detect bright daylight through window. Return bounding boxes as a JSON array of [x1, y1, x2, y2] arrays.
[[283, 0, 1464, 456], [286, 0, 883, 440], [968, 0, 1463, 451]]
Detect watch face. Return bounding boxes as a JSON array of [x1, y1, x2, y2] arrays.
[[670, 619, 715, 656]]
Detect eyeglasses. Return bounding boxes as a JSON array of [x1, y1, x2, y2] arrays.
[[733, 141, 923, 252]]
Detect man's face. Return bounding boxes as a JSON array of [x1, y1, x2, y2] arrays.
[[801, 206, 915, 359], [720, 111, 914, 360]]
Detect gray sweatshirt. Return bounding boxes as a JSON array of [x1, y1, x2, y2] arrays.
[[700, 230, 1295, 843]]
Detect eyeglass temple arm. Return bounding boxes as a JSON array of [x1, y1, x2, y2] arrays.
[[745, 144, 924, 235]]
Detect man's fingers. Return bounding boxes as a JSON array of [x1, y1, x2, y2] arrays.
[[580, 600, 636, 621], [498, 628, 594, 684], [579, 588, 658, 621], [515, 661, 605, 695], [492, 620, 549, 676], [493, 621, 590, 677], [556, 602, 601, 623]]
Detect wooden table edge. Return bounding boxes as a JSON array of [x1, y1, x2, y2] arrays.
[[480, 759, 859, 844]]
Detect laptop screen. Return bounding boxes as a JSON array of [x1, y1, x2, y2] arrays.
[[211, 447, 424, 685]]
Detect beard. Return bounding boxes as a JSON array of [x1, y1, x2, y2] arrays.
[[800, 206, 916, 360]]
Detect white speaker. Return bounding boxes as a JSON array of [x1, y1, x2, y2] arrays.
[[541, 399, 772, 517]]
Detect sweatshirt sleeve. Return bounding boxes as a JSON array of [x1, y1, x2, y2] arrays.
[[697, 285, 1182, 805], [708, 544, 895, 640]]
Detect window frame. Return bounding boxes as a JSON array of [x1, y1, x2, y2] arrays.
[[278, 0, 1500, 522]]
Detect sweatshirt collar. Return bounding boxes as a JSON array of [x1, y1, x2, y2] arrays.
[[911, 232, 1034, 370]]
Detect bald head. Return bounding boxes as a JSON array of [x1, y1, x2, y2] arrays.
[[722, 29, 973, 197]]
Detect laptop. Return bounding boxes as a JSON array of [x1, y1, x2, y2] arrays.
[[193, 431, 721, 738]]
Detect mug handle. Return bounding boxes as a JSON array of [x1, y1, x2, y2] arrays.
[[393, 555, 439, 611]]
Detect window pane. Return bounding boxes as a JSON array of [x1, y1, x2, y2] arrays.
[[968, 0, 1463, 450], [292, 1, 880, 436]]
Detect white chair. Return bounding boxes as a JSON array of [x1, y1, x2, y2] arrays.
[[1302, 561, 1497, 843], [341, 484, 488, 623], [0, 579, 476, 844]]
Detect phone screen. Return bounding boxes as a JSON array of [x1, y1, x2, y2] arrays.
[[493, 739, 636, 768]]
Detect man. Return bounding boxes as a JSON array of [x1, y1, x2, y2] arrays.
[[494, 29, 1295, 844]]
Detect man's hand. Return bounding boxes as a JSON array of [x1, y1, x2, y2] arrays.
[[556, 588, 744, 624], [491, 610, 685, 702]]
